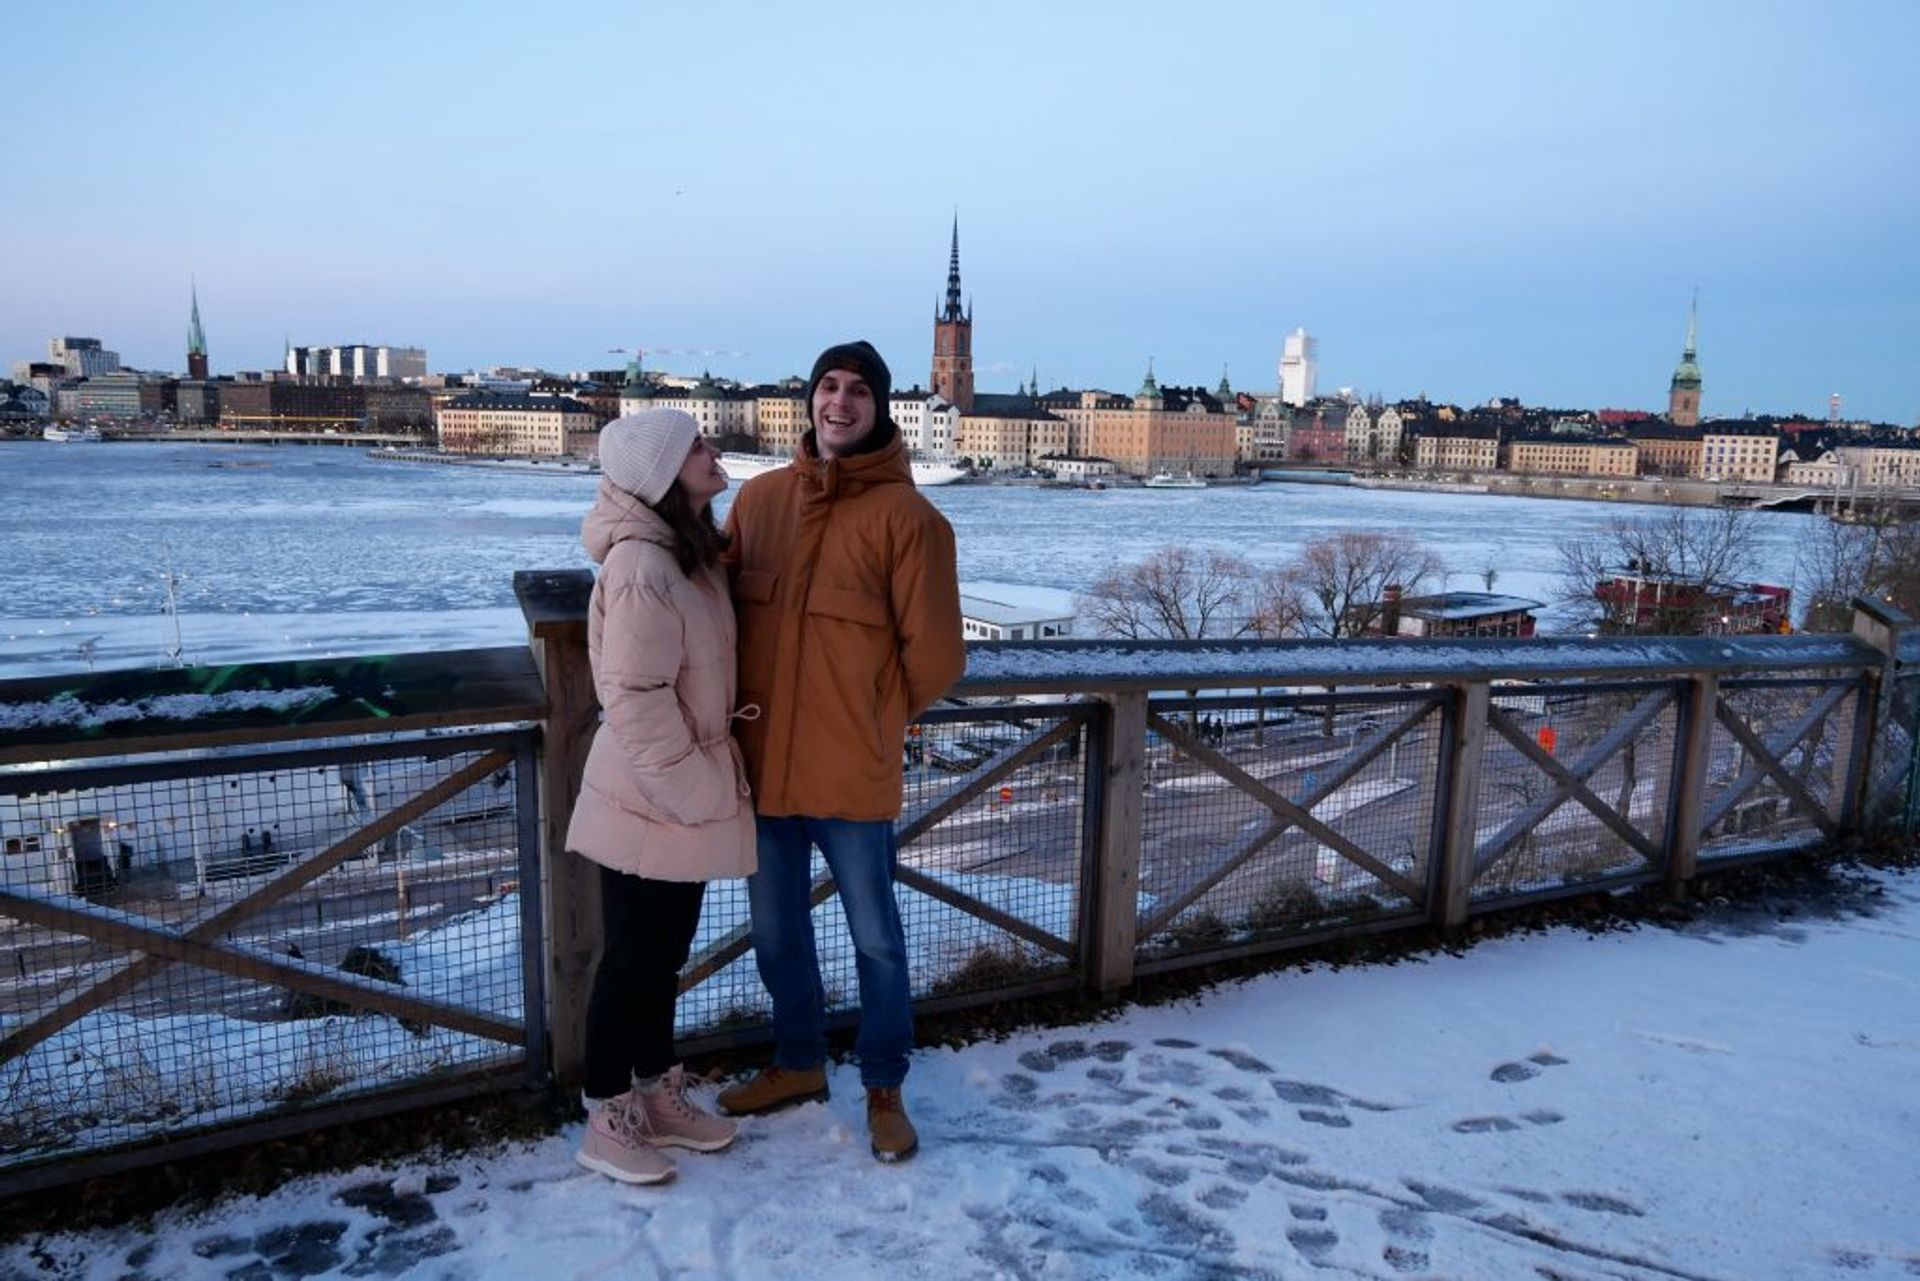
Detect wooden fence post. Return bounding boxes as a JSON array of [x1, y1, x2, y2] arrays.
[[1086, 691, 1146, 995], [1850, 595, 1915, 828], [516, 570, 599, 1085], [1667, 674, 1720, 893], [1434, 681, 1489, 930]]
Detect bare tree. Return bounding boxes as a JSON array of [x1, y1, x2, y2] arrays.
[[1288, 530, 1448, 638], [1797, 499, 1920, 632], [1078, 546, 1260, 640], [1555, 506, 1764, 635]]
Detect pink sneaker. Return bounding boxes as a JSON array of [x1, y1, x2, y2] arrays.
[[637, 1065, 738, 1152], [576, 1092, 676, 1185]]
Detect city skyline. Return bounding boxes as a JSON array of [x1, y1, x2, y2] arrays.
[[6, 2, 1917, 422]]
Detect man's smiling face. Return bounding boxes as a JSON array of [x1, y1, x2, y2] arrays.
[[812, 367, 877, 459]]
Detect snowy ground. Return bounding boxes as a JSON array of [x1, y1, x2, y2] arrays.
[[6, 868, 1917, 1280]]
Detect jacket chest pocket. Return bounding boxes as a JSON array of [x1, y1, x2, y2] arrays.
[[804, 584, 891, 631]]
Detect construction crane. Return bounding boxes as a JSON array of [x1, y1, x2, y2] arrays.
[[605, 345, 749, 363]]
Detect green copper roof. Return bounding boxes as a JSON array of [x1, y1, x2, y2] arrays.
[[1137, 358, 1160, 400], [1670, 295, 1701, 389]]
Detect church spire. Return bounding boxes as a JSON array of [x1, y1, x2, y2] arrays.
[[941, 214, 965, 323], [186, 282, 209, 379], [1667, 291, 1702, 427]]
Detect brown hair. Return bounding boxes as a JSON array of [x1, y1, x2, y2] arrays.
[[651, 482, 730, 576]]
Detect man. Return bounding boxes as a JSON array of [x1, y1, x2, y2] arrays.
[[718, 340, 965, 1162]]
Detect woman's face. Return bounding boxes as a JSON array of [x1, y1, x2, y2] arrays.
[[675, 436, 729, 509]]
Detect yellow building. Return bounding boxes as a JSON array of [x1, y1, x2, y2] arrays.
[[754, 392, 808, 457], [436, 392, 599, 457], [1413, 425, 1500, 472], [1507, 437, 1639, 477]]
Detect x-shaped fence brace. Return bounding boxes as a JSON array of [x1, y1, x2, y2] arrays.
[[0, 748, 521, 1069], [676, 713, 1088, 993], [1700, 681, 1854, 839], [1473, 688, 1673, 878], [1137, 700, 1437, 939]]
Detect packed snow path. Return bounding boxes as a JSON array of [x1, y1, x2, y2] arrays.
[[6, 868, 1918, 1279]]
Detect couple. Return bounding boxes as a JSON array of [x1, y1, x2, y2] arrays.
[[564, 341, 965, 1185]]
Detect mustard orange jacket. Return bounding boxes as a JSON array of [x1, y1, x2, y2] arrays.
[[725, 434, 965, 820]]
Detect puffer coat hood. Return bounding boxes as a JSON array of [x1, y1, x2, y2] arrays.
[[565, 480, 756, 880]]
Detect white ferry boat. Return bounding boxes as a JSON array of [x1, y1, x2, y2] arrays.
[[43, 424, 104, 443], [1143, 470, 1206, 489], [720, 452, 967, 487]]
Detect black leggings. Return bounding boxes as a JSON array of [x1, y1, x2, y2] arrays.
[[581, 865, 706, 1100]]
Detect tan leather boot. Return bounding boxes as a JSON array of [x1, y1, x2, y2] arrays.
[[866, 1086, 919, 1163], [715, 1063, 829, 1116]]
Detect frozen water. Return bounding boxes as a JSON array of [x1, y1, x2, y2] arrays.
[[1, 440, 1820, 677]]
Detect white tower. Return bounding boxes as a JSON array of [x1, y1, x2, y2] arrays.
[[1279, 328, 1318, 408]]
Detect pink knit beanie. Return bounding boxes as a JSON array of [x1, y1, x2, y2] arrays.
[[597, 409, 699, 504]]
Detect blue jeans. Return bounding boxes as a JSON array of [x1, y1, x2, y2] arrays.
[[747, 816, 913, 1088]]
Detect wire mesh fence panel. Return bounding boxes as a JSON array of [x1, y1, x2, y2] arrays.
[[1137, 691, 1438, 960], [0, 732, 535, 1172], [1470, 681, 1680, 904], [674, 706, 1089, 1039], [1698, 675, 1861, 862], [1864, 672, 1920, 831]]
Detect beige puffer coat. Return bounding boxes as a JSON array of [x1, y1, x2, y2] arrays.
[[565, 480, 756, 881]]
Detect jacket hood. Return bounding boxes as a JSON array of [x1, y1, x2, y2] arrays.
[[582, 477, 675, 564]]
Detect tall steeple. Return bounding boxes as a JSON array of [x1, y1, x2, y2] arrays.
[[1667, 291, 1702, 428], [940, 215, 966, 323], [186, 283, 209, 380], [930, 214, 975, 412]]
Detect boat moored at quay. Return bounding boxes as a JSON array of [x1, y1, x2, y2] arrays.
[[719, 451, 968, 486]]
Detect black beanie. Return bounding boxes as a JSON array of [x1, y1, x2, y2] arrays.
[[804, 339, 897, 454]]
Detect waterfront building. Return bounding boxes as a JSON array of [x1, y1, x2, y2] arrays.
[[1, 384, 50, 418], [1827, 443, 1920, 489], [1626, 422, 1703, 478], [1782, 452, 1852, 490], [286, 344, 427, 382], [1280, 328, 1317, 408], [435, 391, 597, 457], [49, 337, 120, 379], [645, 371, 758, 440], [1667, 299, 1702, 428], [754, 389, 807, 457], [1596, 572, 1791, 636], [176, 378, 221, 425], [890, 387, 957, 458], [931, 218, 975, 412], [1249, 396, 1288, 462], [1355, 586, 1542, 639], [956, 403, 1067, 471], [220, 380, 367, 433], [1412, 421, 1500, 472], [1038, 454, 1117, 484], [56, 370, 146, 419], [1506, 435, 1639, 478], [1287, 401, 1349, 464], [1698, 423, 1780, 483], [958, 582, 1077, 641], [1342, 401, 1406, 466]]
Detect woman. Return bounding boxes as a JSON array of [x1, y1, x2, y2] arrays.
[[565, 408, 754, 1186]]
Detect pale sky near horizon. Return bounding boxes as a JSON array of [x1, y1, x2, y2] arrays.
[[6, 1, 1916, 422]]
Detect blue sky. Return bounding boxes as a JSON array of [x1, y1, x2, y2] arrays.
[[7, 1, 1917, 422]]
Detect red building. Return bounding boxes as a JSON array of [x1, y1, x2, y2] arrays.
[[1594, 572, 1792, 636]]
